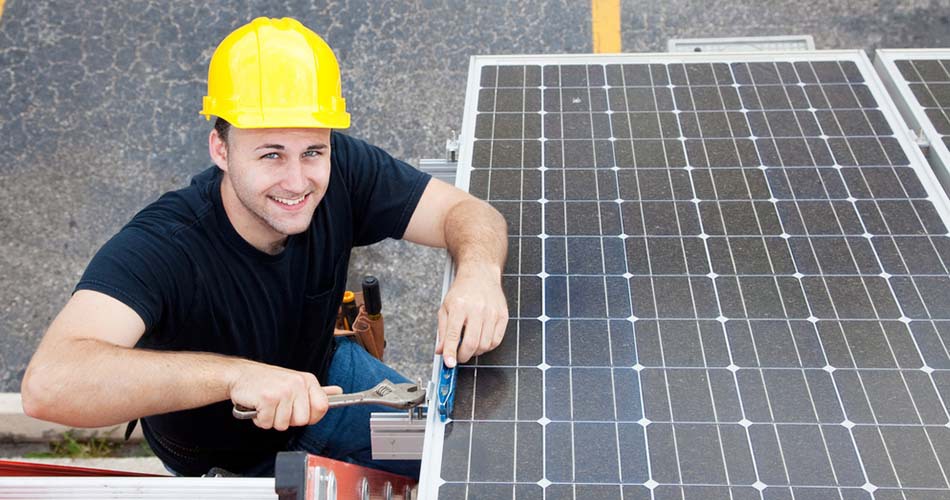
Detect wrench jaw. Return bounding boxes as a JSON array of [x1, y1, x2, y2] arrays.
[[372, 385, 426, 410], [341, 380, 426, 409]]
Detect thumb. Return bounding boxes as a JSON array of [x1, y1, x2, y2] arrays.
[[323, 385, 343, 396]]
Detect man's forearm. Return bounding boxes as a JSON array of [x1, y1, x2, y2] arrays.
[[22, 337, 243, 427], [444, 198, 508, 278]]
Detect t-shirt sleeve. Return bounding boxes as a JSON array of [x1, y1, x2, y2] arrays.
[[333, 133, 432, 246], [74, 222, 194, 337]]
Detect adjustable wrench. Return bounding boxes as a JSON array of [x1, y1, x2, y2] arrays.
[[231, 379, 425, 420]]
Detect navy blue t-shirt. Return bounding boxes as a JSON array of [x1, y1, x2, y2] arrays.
[[75, 132, 430, 475]]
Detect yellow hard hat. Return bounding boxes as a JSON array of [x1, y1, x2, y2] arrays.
[[200, 17, 350, 129]]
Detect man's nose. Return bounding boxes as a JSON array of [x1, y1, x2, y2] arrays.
[[282, 158, 309, 193]]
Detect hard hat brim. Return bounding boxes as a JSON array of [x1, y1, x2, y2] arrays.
[[200, 109, 351, 130]]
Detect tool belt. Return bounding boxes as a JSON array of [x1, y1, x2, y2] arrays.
[[333, 291, 385, 361]]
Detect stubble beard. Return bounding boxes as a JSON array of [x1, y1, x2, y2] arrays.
[[227, 164, 313, 238]]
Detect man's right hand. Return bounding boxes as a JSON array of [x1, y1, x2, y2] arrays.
[[228, 361, 343, 431]]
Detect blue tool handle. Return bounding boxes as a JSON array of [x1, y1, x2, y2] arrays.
[[437, 360, 457, 422]]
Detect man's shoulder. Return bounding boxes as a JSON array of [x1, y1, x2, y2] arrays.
[[330, 131, 388, 165], [77, 168, 221, 331], [330, 130, 357, 150]]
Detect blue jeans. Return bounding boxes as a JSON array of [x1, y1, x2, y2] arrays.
[[162, 337, 421, 478]]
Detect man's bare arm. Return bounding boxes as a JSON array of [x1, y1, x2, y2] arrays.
[[22, 290, 339, 431], [403, 178, 509, 366]]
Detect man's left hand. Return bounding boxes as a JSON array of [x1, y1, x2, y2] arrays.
[[435, 266, 508, 368]]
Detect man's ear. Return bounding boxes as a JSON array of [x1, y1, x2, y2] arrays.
[[209, 129, 229, 172]]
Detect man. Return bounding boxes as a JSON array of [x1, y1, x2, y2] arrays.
[[21, 17, 508, 478]]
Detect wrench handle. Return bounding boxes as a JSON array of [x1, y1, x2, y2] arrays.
[[233, 393, 369, 419], [327, 393, 367, 407], [232, 404, 258, 420]]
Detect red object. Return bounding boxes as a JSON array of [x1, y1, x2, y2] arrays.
[[275, 452, 416, 500], [0, 459, 160, 477]]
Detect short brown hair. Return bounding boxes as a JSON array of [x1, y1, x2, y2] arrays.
[[214, 117, 231, 145]]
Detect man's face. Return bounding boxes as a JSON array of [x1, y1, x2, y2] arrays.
[[213, 127, 332, 248]]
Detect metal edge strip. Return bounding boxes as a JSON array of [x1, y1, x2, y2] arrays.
[[456, 49, 876, 66], [0, 476, 276, 499], [874, 48, 950, 197]]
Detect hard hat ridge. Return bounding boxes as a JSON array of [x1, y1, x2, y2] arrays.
[[200, 17, 350, 129]]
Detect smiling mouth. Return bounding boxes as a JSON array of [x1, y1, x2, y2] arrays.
[[269, 193, 310, 207]]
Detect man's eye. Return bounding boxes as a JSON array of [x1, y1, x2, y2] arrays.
[[303, 150, 322, 157], [260, 152, 279, 160]]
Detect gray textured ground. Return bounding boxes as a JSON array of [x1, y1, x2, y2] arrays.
[[1, 0, 949, 393]]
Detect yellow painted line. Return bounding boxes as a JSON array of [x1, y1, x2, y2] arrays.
[[0, 0, 6, 21], [591, 0, 621, 53]]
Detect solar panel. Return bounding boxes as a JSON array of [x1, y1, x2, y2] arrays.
[[419, 51, 950, 500], [875, 49, 950, 196]]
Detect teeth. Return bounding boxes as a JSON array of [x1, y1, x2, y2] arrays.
[[272, 195, 306, 206]]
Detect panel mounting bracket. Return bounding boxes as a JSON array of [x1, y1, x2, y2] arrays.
[[418, 131, 461, 184], [667, 35, 816, 53], [369, 380, 433, 461], [370, 409, 428, 461]]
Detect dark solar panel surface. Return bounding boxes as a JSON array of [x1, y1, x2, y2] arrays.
[[438, 56, 950, 500], [895, 58, 950, 151]]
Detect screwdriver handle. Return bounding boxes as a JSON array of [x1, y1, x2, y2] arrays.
[[362, 276, 381, 318]]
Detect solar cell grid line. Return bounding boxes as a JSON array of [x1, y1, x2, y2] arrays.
[[824, 58, 946, 406], [624, 62, 691, 494], [832, 62, 950, 424], [676, 66, 776, 498], [714, 61, 820, 495], [582, 65, 628, 488], [756, 57, 904, 496], [418, 51, 950, 500], [733, 61, 885, 498], [687, 62, 811, 498], [804, 71, 944, 492], [650, 62, 742, 494], [768, 60, 950, 494]]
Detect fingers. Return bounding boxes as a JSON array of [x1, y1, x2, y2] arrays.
[[472, 301, 506, 360], [488, 295, 509, 352], [235, 367, 337, 430], [477, 314, 494, 357], [442, 306, 466, 368], [251, 400, 276, 430], [307, 382, 330, 426], [262, 374, 310, 431], [272, 396, 293, 432], [290, 393, 311, 428], [291, 374, 321, 428], [491, 312, 508, 350], [458, 314, 483, 365], [435, 306, 448, 355], [439, 282, 510, 366]]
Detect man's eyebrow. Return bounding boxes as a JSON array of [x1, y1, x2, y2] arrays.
[[253, 143, 328, 151]]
